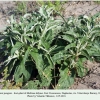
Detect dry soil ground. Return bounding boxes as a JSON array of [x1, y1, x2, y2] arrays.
[[0, 1, 100, 89]]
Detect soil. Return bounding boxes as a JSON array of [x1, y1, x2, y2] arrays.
[[0, 1, 100, 89]]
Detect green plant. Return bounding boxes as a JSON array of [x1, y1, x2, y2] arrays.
[[0, 6, 100, 89], [36, 1, 66, 14], [15, 1, 27, 15], [94, 0, 100, 4], [0, 6, 64, 89], [0, 67, 22, 89]]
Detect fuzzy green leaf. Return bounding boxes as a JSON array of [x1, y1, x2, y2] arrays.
[[11, 42, 23, 56], [23, 47, 30, 64], [56, 68, 75, 89], [76, 58, 88, 77], [23, 80, 40, 89], [14, 61, 33, 82]]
